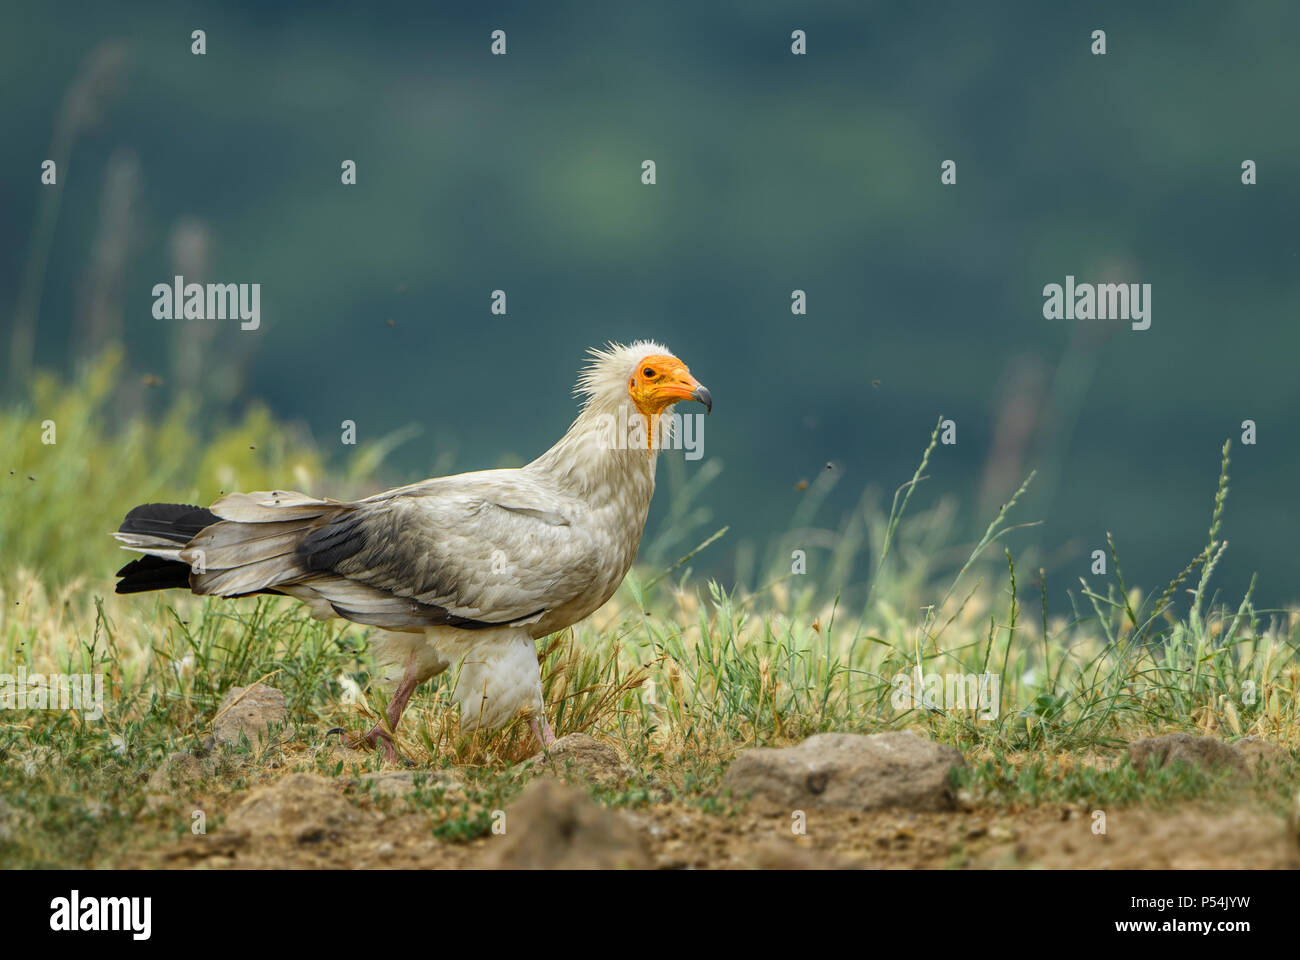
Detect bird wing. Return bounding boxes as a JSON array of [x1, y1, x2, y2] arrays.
[[305, 473, 596, 622], [185, 471, 600, 630]]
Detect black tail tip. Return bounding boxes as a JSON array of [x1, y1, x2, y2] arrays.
[[117, 502, 219, 540], [113, 502, 217, 594]]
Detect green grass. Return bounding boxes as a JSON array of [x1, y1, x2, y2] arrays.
[[1, 361, 1297, 868], [959, 749, 1299, 813]]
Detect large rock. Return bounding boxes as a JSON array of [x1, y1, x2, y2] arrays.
[[214, 683, 288, 747], [526, 733, 631, 787], [721, 731, 966, 811], [483, 779, 650, 869], [1127, 734, 1291, 777], [226, 773, 362, 843]]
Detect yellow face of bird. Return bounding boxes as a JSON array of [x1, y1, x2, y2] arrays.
[[627, 354, 712, 418]]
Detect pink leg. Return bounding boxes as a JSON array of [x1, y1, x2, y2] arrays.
[[352, 654, 420, 762], [528, 713, 557, 749]]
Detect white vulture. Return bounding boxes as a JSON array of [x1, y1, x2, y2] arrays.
[[112, 341, 711, 759]]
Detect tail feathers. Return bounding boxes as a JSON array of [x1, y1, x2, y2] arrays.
[[112, 496, 457, 631], [114, 551, 288, 597], [119, 503, 221, 543], [113, 502, 219, 595], [113, 500, 327, 598], [115, 553, 194, 593]]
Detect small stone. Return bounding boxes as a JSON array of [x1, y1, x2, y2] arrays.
[[226, 773, 363, 843], [1129, 734, 1246, 776], [214, 683, 288, 747], [1231, 737, 1291, 775], [483, 779, 650, 869], [527, 733, 632, 787], [720, 731, 967, 811], [146, 753, 206, 795]]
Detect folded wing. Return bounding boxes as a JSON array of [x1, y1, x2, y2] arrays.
[[119, 474, 598, 632]]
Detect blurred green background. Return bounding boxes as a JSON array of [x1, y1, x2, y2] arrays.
[[3, 0, 1298, 604]]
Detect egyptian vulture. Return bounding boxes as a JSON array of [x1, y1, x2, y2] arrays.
[[112, 341, 711, 759]]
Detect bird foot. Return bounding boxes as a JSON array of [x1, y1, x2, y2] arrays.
[[529, 715, 557, 749], [329, 725, 404, 764]]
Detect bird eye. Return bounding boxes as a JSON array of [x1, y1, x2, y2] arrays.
[[643, 367, 656, 378]]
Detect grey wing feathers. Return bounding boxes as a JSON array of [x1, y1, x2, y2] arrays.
[[297, 489, 586, 623], [167, 482, 586, 631]]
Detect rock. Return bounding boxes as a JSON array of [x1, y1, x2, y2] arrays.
[[1129, 734, 1243, 775], [145, 753, 206, 802], [351, 770, 462, 799], [721, 731, 966, 812], [214, 683, 288, 747], [226, 773, 362, 843], [483, 779, 650, 869], [527, 733, 632, 787], [1127, 734, 1291, 777], [1232, 737, 1291, 775]]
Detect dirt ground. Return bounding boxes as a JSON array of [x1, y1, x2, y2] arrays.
[[125, 774, 1300, 871], [101, 723, 1300, 871]]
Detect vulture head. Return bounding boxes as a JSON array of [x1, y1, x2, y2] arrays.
[[628, 353, 712, 416], [577, 340, 712, 417]]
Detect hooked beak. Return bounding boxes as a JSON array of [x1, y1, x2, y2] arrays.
[[659, 376, 712, 414]]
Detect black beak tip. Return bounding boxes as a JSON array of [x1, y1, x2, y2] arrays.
[[692, 385, 712, 414]]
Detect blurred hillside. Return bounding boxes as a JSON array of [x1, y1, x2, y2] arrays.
[[2, 1, 1298, 603]]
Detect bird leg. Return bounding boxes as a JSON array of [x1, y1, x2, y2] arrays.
[[347, 653, 420, 762], [528, 713, 557, 749], [355, 726, 401, 763]]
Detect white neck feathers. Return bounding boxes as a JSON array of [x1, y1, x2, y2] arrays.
[[526, 341, 671, 505]]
